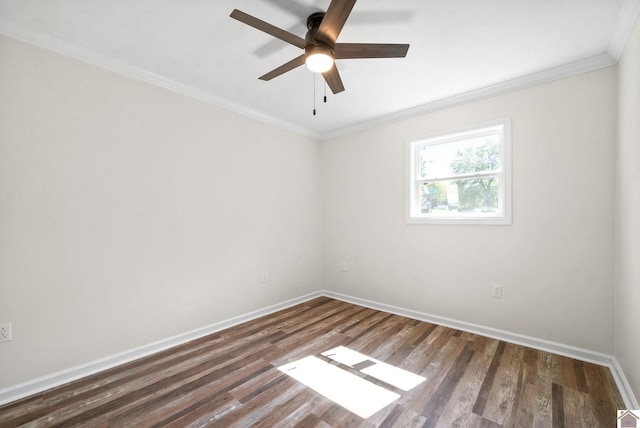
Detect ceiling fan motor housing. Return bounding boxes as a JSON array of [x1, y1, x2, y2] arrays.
[[304, 11, 334, 73], [306, 12, 325, 32], [305, 12, 333, 52]]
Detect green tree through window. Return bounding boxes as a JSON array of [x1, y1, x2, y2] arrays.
[[450, 140, 500, 211]]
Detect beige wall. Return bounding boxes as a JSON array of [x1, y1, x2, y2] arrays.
[[0, 28, 633, 400], [322, 67, 618, 354], [615, 14, 640, 405], [0, 36, 323, 388]]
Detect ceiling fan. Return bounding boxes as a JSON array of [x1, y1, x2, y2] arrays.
[[230, 0, 410, 94]]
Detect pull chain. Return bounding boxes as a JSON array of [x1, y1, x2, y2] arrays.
[[324, 81, 327, 103], [313, 73, 316, 116]]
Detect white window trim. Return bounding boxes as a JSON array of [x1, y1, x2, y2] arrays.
[[405, 117, 512, 225]]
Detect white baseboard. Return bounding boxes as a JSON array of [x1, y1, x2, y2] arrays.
[[611, 357, 640, 410], [322, 291, 612, 365], [1, 289, 637, 411], [322, 290, 639, 410], [0, 291, 323, 407]]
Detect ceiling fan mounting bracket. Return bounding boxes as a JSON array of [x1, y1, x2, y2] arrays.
[[306, 12, 325, 31]]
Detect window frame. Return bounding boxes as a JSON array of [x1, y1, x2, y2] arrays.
[[405, 117, 512, 225]]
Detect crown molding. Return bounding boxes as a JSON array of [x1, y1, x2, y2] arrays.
[[319, 53, 616, 140], [0, 16, 624, 142], [0, 20, 321, 141], [608, 0, 640, 61]]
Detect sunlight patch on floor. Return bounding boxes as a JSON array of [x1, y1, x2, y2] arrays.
[[278, 346, 426, 418], [278, 356, 399, 418], [322, 346, 426, 391]]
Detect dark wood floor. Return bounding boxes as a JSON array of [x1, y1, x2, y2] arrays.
[[0, 297, 625, 427]]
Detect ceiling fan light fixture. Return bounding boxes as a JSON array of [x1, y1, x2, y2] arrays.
[[305, 45, 334, 73]]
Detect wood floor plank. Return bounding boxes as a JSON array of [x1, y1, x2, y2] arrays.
[[551, 382, 565, 428], [316, 399, 368, 428], [560, 384, 599, 428], [573, 360, 589, 394], [480, 417, 504, 428], [106, 357, 273, 427], [229, 364, 287, 404], [0, 298, 625, 428], [583, 360, 625, 427], [0, 332, 227, 425], [402, 325, 455, 374], [339, 310, 392, 338], [290, 412, 332, 428], [274, 300, 350, 339], [552, 354, 578, 391], [508, 382, 537, 427], [403, 336, 469, 415], [386, 407, 426, 428], [222, 382, 307, 427], [472, 340, 507, 416], [159, 392, 242, 428], [435, 338, 496, 428], [269, 330, 349, 367], [532, 352, 554, 428], [421, 342, 475, 427], [363, 402, 424, 428], [272, 393, 332, 428], [481, 343, 525, 425], [349, 318, 407, 358], [55, 345, 271, 427], [408, 322, 438, 348], [228, 384, 308, 428], [377, 403, 404, 427]]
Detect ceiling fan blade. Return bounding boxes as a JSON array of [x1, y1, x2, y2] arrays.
[[230, 9, 307, 49], [322, 64, 345, 94], [334, 43, 410, 59], [316, 0, 357, 45], [259, 55, 306, 81]]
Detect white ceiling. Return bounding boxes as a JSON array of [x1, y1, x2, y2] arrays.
[[1, 0, 638, 139]]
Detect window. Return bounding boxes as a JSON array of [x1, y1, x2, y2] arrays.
[[406, 118, 511, 224]]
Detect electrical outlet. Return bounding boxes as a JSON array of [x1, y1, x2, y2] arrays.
[[0, 323, 11, 343], [261, 271, 268, 283], [339, 261, 347, 272], [492, 285, 503, 299]]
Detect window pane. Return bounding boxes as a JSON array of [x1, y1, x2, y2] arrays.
[[419, 177, 500, 215], [407, 117, 511, 224], [419, 181, 456, 213], [418, 134, 501, 179]]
